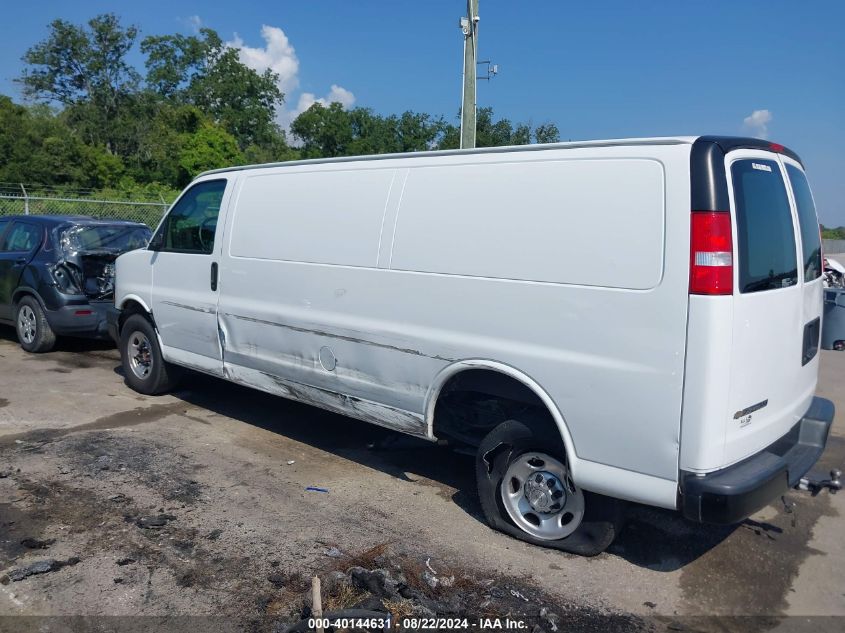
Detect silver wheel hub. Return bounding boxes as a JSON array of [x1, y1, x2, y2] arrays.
[[17, 305, 37, 344], [524, 470, 566, 513], [127, 332, 153, 380], [501, 452, 585, 540]]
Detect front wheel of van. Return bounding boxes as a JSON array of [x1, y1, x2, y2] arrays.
[[120, 314, 181, 395], [475, 418, 624, 556]]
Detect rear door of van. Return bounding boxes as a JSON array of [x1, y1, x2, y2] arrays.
[[722, 149, 823, 466]]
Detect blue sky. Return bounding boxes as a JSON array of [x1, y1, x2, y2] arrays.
[[1, 1, 843, 224]]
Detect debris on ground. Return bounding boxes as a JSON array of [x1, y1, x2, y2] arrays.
[[6, 557, 80, 582], [272, 543, 645, 631], [323, 547, 343, 558], [135, 514, 176, 529], [305, 486, 329, 493], [268, 573, 289, 589], [204, 528, 223, 540], [20, 537, 55, 549]]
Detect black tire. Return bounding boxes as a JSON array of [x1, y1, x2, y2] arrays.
[[119, 314, 181, 395], [15, 296, 56, 353], [476, 417, 625, 556]]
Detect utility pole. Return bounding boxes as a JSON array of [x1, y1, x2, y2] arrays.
[[459, 0, 479, 149]]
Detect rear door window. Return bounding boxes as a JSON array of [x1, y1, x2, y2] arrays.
[[731, 159, 797, 293], [1, 222, 41, 253], [785, 164, 822, 282]]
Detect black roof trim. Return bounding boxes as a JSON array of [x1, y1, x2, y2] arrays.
[[690, 136, 803, 211], [702, 135, 802, 164]]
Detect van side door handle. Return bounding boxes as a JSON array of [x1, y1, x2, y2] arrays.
[[210, 262, 218, 291], [13, 257, 27, 267]]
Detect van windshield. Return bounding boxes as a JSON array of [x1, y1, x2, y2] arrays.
[[731, 159, 798, 293]]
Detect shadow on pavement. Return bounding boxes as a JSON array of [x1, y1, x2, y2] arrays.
[[0, 323, 743, 572], [170, 371, 740, 571]]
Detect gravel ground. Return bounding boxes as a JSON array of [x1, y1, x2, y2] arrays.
[[0, 327, 843, 632]]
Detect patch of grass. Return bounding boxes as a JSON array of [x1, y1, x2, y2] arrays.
[[322, 582, 369, 611], [383, 597, 416, 620], [397, 554, 485, 600], [329, 540, 393, 572]]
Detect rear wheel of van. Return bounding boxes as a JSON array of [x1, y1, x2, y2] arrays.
[[120, 314, 181, 395], [15, 296, 56, 353], [475, 418, 624, 556]]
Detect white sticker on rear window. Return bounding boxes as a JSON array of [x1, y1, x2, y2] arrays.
[[752, 162, 772, 172]]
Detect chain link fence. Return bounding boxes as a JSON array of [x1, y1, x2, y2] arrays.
[[0, 183, 170, 229]]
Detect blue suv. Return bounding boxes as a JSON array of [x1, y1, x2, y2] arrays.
[[0, 215, 151, 352]]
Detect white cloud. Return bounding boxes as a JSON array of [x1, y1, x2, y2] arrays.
[[743, 109, 773, 139], [294, 85, 357, 116], [182, 15, 203, 34], [227, 25, 300, 94], [225, 25, 355, 134]]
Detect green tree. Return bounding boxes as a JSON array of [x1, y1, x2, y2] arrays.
[[533, 122, 561, 144], [0, 96, 124, 188], [126, 102, 206, 186], [177, 121, 244, 186], [821, 225, 845, 240], [439, 108, 561, 149], [10, 13, 564, 193], [19, 14, 141, 154], [291, 104, 449, 158], [290, 102, 354, 158], [142, 28, 286, 150]]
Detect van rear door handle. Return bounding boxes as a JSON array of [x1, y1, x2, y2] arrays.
[[210, 262, 218, 291]]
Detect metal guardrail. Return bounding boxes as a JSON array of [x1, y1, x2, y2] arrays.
[[0, 183, 170, 229]]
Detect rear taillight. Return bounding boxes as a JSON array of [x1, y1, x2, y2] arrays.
[[690, 211, 733, 295]]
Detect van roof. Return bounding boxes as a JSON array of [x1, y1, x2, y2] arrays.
[[197, 135, 801, 179], [197, 136, 698, 178]]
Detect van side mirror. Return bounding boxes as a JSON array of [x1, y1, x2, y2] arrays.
[[148, 231, 164, 251]]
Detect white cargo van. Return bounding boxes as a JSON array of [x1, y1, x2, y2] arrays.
[[109, 136, 834, 555]]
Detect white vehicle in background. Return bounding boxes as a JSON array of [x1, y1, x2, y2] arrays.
[[823, 256, 845, 288], [108, 136, 835, 555]]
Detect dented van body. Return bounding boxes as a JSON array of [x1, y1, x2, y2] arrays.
[[110, 136, 835, 553]]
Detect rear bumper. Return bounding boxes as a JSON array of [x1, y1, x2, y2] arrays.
[[679, 397, 835, 524], [45, 300, 112, 339]]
